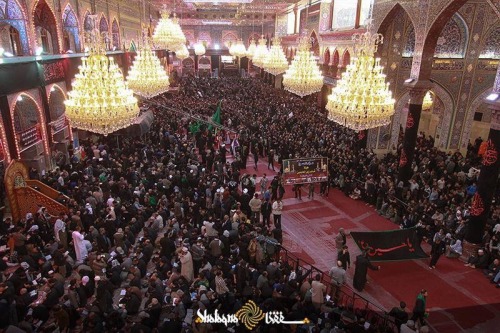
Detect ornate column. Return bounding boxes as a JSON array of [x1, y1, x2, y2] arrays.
[[397, 83, 430, 184], [463, 66, 500, 253]]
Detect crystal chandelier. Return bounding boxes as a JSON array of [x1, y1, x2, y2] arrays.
[[194, 43, 206, 56], [126, 41, 170, 99], [282, 35, 323, 97], [152, 9, 186, 51], [263, 37, 288, 75], [246, 38, 256, 59], [228, 41, 237, 57], [252, 36, 269, 68], [232, 39, 247, 58], [65, 16, 139, 136], [175, 44, 189, 60], [422, 91, 433, 110], [326, 22, 395, 131]]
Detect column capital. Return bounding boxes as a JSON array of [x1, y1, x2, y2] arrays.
[[405, 79, 433, 105]]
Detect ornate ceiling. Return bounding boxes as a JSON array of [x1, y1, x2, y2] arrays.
[[145, 0, 297, 25]]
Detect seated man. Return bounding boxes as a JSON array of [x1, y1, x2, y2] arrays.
[[484, 258, 500, 278], [464, 249, 489, 269]]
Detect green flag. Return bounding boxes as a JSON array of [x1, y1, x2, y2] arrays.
[[189, 121, 201, 134], [208, 100, 222, 131]]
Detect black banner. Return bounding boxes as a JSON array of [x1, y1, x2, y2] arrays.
[[351, 228, 428, 262]]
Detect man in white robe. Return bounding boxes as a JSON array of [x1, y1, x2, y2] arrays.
[[72, 226, 87, 263]]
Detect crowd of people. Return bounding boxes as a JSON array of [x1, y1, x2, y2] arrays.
[[0, 75, 498, 333]]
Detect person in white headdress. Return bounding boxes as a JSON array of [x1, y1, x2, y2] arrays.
[[179, 247, 194, 282], [72, 225, 87, 263]]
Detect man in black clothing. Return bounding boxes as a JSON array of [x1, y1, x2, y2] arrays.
[[388, 301, 409, 332], [261, 198, 272, 226], [353, 251, 380, 292]]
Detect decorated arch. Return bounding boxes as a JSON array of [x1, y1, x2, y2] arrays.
[[10, 92, 50, 158], [33, 0, 60, 54], [83, 10, 93, 32], [47, 84, 66, 121], [0, 0, 29, 55], [112, 18, 120, 49], [434, 13, 468, 58], [62, 4, 80, 52]]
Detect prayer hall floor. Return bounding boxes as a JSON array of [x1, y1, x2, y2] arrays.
[[239, 156, 500, 333]]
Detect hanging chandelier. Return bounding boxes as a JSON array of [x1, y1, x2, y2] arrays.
[[194, 42, 206, 56], [175, 44, 189, 60], [282, 35, 323, 97], [252, 36, 269, 68], [64, 17, 139, 136], [263, 37, 288, 75], [228, 41, 237, 57], [326, 22, 395, 130], [246, 38, 256, 59], [422, 91, 433, 110], [126, 41, 170, 99], [233, 39, 247, 58], [152, 9, 186, 51]]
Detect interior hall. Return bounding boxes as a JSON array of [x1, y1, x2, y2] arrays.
[[0, 0, 499, 332]]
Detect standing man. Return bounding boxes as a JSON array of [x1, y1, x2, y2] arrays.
[[335, 228, 347, 255], [249, 193, 262, 224], [311, 274, 326, 310], [353, 251, 380, 292], [429, 237, 445, 269], [261, 198, 273, 227], [72, 225, 87, 264], [411, 289, 429, 327], [329, 260, 346, 302], [272, 199, 283, 228], [389, 301, 409, 332], [268, 149, 275, 171], [338, 245, 351, 270], [54, 213, 67, 251]]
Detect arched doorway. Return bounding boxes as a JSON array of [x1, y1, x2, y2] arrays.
[[99, 14, 109, 49], [310, 30, 319, 57], [11, 93, 50, 170], [112, 18, 120, 50], [323, 48, 330, 75], [83, 11, 93, 32], [0, 0, 29, 55], [332, 49, 340, 78], [62, 4, 80, 52], [33, 0, 59, 54], [48, 85, 71, 162]]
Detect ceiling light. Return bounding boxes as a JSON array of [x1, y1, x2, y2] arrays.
[[486, 93, 499, 101]]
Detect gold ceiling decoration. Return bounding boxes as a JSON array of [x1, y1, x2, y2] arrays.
[[64, 16, 139, 136], [282, 35, 323, 97], [126, 41, 170, 99], [263, 37, 288, 75], [326, 22, 395, 131]]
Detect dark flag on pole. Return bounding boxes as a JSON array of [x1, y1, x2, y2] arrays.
[[350, 228, 428, 262]]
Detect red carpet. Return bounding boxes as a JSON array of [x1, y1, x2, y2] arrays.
[[236, 158, 500, 332]]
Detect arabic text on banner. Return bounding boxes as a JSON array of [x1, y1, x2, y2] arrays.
[[350, 228, 429, 262], [282, 157, 329, 185]]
